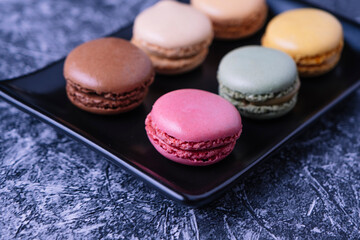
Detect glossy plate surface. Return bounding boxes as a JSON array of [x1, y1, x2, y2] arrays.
[[1, 0, 359, 206]]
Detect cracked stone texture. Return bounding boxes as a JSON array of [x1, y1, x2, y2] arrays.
[[0, 90, 359, 239], [0, 0, 159, 81], [1, 0, 360, 239]]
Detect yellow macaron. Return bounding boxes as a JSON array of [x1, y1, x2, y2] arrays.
[[262, 8, 343, 77]]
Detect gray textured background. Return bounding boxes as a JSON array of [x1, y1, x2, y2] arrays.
[[0, 0, 158, 80], [301, 0, 360, 25], [1, 0, 360, 239]]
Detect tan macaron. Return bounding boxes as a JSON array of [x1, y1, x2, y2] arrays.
[[262, 8, 343, 77], [131, 1, 213, 75], [191, 0, 268, 40]]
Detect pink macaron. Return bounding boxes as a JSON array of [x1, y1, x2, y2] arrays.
[[145, 89, 242, 166]]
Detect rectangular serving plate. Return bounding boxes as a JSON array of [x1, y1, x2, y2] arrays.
[[0, 0, 359, 206]]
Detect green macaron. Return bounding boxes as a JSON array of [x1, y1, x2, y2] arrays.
[[217, 46, 300, 119]]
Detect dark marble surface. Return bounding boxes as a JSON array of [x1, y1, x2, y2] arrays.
[[1, 88, 359, 239], [300, 0, 360, 25], [1, 0, 360, 239]]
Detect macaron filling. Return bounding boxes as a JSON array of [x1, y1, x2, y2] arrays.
[[146, 114, 241, 151], [132, 37, 212, 74], [220, 78, 300, 102], [146, 48, 209, 73], [228, 95, 298, 116], [296, 41, 343, 75], [132, 37, 212, 59], [145, 114, 241, 162]]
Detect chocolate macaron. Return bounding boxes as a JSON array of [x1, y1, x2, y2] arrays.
[[64, 37, 154, 114]]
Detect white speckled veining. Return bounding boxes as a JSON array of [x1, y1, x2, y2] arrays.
[[1, 0, 360, 239]]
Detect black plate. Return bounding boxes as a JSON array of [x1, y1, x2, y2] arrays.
[[1, 0, 359, 206]]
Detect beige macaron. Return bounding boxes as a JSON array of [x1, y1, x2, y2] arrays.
[[132, 1, 213, 75], [262, 8, 343, 77], [191, 0, 268, 40]]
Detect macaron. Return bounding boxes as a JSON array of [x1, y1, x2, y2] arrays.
[[64, 37, 154, 114], [218, 46, 300, 119], [145, 89, 242, 166], [262, 8, 343, 77], [132, 1, 213, 75], [191, 0, 267, 40]]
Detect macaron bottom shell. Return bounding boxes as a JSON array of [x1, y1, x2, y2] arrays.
[[220, 90, 298, 119], [145, 114, 240, 166], [147, 130, 236, 166], [66, 77, 153, 115], [145, 47, 209, 75], [219, 78, 300, 120]]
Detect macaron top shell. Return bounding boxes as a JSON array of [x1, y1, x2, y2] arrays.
[[64, 37, 153, 93], [218, 46, 297, 94], [191, 0, 266, 22], [133, 1, 213, 49], [150, 89, 242, 142], [262, 8, 343, 57]]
